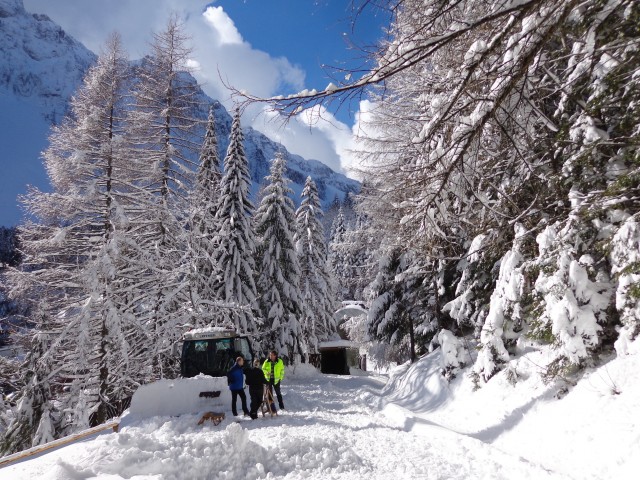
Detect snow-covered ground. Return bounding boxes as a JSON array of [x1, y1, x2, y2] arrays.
[[2, 344, 638, 480]]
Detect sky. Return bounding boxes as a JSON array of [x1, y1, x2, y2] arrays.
[[3, 344, 639, 479], [22, 0, 390, 177]]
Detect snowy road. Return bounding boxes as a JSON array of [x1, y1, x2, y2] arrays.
[[2, 367, 572, 480]]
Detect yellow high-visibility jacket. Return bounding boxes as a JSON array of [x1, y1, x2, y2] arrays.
[[262, 357, 284, 384]]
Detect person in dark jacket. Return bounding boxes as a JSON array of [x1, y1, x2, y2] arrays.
[[227, 356, 249, 417], [244, 358, 266, 419]]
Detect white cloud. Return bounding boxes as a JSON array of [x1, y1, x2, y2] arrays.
[[250, 103, 368, 179], [202, 6, 242, 45], [22, 0, 359, 177]]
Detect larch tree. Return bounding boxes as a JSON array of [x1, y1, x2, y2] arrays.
[[254, 152, 305, 360], [125, 16, 201, 377], [3, 33, 134, 448]]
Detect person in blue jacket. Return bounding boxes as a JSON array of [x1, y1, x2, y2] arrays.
[[227, 356, 250, 417]]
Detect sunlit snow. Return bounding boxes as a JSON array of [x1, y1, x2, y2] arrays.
[[3, 346, 638, 479]]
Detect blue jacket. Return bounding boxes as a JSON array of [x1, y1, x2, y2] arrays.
[[227, 363, 244, 390]]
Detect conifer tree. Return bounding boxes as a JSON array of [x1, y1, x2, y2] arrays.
[[366, 248, 437, 363], [213, 109, 258, 333], [329, 207, 350, 300], [255, 152, 305, 360], [295, 176, 337, 353], [188, 106, 223, 326], [1, 330, 55, 454]]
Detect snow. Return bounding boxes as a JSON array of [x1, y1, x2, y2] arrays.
[[3, 346, 639, 479], [318, 340, 354, 348], [333, 304, 367, 320], [129, 376, 231, 418]]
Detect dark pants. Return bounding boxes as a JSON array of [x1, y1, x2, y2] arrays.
[[267, 381, 284, 409], [249, 387, 262, 419], [231, 389, 249, 416]]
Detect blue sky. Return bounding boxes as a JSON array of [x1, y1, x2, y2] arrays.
[[213, 0, 389, 122], [22, 0, 390, 176]]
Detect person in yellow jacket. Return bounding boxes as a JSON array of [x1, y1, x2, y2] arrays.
[[262, 350, 285, 411]]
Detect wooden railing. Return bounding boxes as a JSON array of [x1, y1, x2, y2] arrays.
[[0, 420, 119, 469]]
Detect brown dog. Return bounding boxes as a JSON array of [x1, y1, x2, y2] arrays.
[[197, 411, 225, 426]]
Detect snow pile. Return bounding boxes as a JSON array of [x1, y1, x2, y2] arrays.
[[287, 362, 321, 380], [129, 376, 230, 418]]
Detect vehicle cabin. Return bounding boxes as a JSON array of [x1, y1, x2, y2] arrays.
[[180, 327, 254, 378]]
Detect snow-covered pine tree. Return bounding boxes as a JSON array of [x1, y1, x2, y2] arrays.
[[442, 233, 495, 338], [611, 216, 640, 355], [366, 247, 437, 363], [294, 176, 338, 356], [254, 152, 305, 361], [330, 206, 346, 244], [212, 109, 258, 334], [1, 329, 56, 454], [125, 16, 201, 377], [342, 212, 378, 301], [187, 106, 223, 327], [531, 222, 612, 378], [473, 225, 527, 382], [521, 0, 639, 377], [329, 207, 351, 300]]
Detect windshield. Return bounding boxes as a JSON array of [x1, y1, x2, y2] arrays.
[[181, 337, 253, 378]]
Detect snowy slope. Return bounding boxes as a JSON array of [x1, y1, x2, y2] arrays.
[[0, 0, 359, 227], [3, 345, 638, 479], [378, 341, 640, 480]]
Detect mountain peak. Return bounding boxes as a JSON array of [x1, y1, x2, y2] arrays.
[[0, 0, 96, 121]]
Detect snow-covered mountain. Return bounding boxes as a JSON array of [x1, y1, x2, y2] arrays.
[[0, 0, 359, 227]]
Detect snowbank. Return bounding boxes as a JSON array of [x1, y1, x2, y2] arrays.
[[379, 342, 640, 480], [128, 375, 231, 418]]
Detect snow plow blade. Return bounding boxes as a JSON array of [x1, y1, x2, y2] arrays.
[[129, 375, 231, 419]]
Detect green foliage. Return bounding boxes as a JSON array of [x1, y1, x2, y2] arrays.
[[604, 173, 640, 198], [526, 316, 554, 345], [469, 370, 481, 392], [504, 365, 519, 387], [628, 283, 640, 301], [542, 356, 580, 385]]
